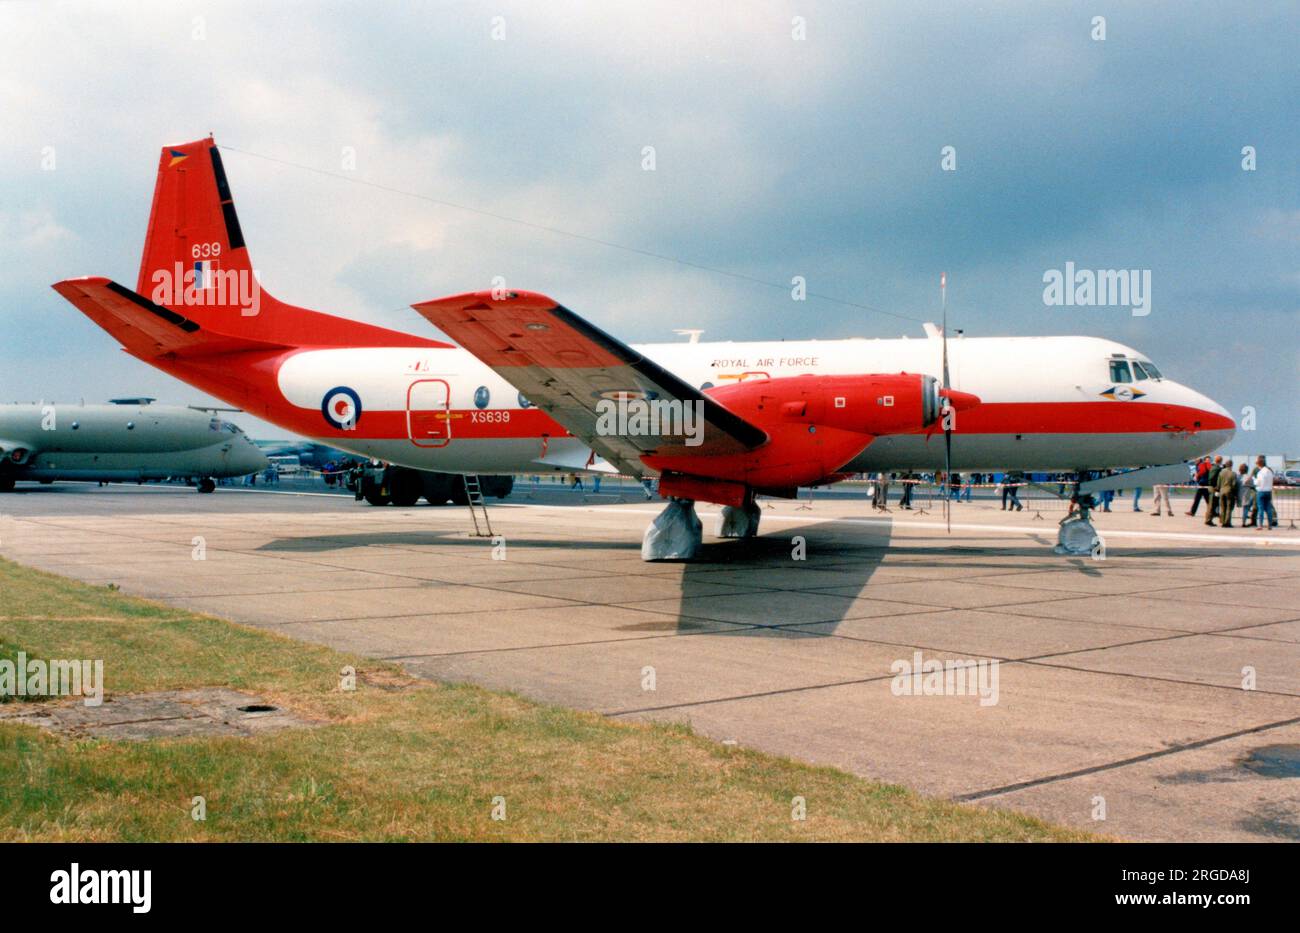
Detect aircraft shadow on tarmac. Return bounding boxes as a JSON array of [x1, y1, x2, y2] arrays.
[[254, 512, 902, 636], [254, 531, 621, 552], [253, 518, 1296, 638]]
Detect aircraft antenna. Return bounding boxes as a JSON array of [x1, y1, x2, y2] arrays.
[[941, 272, 952, 534]]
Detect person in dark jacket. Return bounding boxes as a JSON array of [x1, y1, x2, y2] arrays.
[[1212, 459, 1237, 527], [898, 472, 915, 509], [1002, 470, 1024, 511], [1187, 456, 1212, 516], [1204, 456, 1224, 522]]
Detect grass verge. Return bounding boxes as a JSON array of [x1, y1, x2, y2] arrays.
[[0, 557, 1099, 841]]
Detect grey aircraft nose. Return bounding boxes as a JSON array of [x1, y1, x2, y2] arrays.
[[226, 440, 270, 477]]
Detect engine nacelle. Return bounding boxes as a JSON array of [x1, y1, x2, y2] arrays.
[[1, 444, 32, 465], [708, 372, 942, 437], [646, 372, 977, 502]]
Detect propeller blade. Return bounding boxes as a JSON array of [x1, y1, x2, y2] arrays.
[[944, 421, 952, 533], [941, 327, 950, 391], [941, 272, 950, 386], [941, 272, 951, 533]]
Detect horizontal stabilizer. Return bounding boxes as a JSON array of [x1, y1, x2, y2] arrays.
[[52, 277, 289, 358]]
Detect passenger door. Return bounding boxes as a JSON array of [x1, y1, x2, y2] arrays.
[[407, 379, 451, 448]]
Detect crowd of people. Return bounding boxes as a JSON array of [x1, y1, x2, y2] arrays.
[[1180, 454, 1279, 529]]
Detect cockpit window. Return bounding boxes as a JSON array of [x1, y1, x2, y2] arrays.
[[1141, 361, 1162, 379], [1108, 360, 1132, 383], [208, 417, 244, 433], [1131, 361, 1149, 380]]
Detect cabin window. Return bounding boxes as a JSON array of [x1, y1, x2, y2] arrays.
[[1108, 360, 1133, 383]]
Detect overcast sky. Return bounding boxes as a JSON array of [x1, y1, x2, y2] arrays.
[[1, 1, 1296, 449]]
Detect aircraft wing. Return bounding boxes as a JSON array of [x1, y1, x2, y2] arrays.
[[411, 291, 768, 476]]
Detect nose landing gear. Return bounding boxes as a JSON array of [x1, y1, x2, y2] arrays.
[[1055, 494, 1100, 555]]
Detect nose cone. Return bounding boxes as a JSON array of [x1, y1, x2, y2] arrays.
[[1188, 387, 1235, 435], [1201, 393, 1235, 432], [1178, 384, 1235, 455], [941, 388, 981, 412], [235, 442, 270, 476]]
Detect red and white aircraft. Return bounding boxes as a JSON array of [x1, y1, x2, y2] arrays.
[[53, 138, 1234, 558]]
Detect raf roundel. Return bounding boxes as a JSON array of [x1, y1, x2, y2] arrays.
[[321, 386, 363, 430]]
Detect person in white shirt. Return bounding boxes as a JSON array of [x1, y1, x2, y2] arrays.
[[1254, 457, 1277, 529]]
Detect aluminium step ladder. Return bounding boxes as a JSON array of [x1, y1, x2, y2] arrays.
[[462, 474, 495, 538]]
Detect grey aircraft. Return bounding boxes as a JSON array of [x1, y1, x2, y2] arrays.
[[0, 398, 268, 493]]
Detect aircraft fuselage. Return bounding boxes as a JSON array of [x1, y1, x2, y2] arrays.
[[0, 403, 268, 486], [184, 331, 1234, 477]]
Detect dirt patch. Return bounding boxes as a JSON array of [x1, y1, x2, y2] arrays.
[[358, 667, 422, 692], [0, 687, 315, 740]]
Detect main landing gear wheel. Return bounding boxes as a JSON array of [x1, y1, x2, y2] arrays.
[[1055, 517, 1099, 555], [197, 477, 216, 494], [388, 468, 423, 507], [421, 472, 455, 505], [642, 497, 702, 561], [716, 499, 762, 539]]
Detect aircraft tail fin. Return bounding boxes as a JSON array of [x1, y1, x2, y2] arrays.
[[124, 137, 445, 350], [136, 140, 258, 315]]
